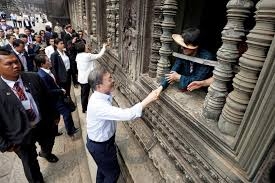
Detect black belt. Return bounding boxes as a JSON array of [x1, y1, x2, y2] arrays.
[[89, 134, 115, 144]]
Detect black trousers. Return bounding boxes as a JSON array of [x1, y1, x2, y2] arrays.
[[80, 83, 90, 112], [59, 70, 72, 95], [35, 120, 57, 155], [70, 59, 78, 85], [86, 135, 120, 183], [55, 99, 76, 135], [14, 127, 44, 183]]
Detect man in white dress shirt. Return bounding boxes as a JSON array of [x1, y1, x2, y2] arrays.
[[86, 66, 158, 183]]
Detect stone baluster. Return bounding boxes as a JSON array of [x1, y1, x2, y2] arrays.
[[91, 1, 97, 39], [218, 0, 275, 136], [156, 0, 177, 80], [149, 0, 163, 78], [115, 0, 120, 50], [203, 0, 254, 121]]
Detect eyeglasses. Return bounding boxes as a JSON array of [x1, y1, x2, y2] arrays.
[[1, 21, 6, 22]]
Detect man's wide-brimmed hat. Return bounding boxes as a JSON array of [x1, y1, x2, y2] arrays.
[[172, 34, 198, 50]]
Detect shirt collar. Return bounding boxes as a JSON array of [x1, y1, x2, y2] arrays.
[[41, 68, 51, 74], [93, 91, 112, 102], [57, 49, 64, 56], [1, 76, 22, 89], [12, 48, 22, 55]]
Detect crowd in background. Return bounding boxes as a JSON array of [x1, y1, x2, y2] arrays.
[[0, 12, 103, 182]]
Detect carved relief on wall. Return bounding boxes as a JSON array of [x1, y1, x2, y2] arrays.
[[122, 0, 138, 80], [106, 0, 120, 54]]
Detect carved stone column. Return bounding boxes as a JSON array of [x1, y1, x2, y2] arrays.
[[115, 0, 119, 50], [110, 0, 116, 48], [218, 0, 275, 136], [82, 0, 87, 32], [203, 0, 254, 121], [156, 0, 177, 80], [85, 0, 91, 36], [149, 0, 163, 78], [91, 1, 97, 41], [106, 0, 112, 43]]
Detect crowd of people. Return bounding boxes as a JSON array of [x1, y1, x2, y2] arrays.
[[0, 15, 108, 182], [0, 10, 222, 182]]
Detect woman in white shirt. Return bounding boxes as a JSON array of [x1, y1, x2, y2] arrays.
[[75, 42, 107, 113]]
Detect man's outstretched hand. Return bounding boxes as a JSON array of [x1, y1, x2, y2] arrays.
[[165, 71, 181, 83], [187, 81, 204, 91]]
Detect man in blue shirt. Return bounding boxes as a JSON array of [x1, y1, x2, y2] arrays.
[[156, 28, 215, 95]]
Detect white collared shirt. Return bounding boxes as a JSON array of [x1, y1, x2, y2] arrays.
[[57, 50, 70, 71], [41, 68, 56, 80], [13, 49, 28, 71], [86, 91, 142, 142], [1, 76, 41, 126], [75, 46, 106, 84], [45, 45, 55, 59]]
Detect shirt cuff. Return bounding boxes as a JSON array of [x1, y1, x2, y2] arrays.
[[133, 102, 143, 118]]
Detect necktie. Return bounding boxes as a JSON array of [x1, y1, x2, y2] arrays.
[[13, 81, 27, 100], [13, 82, 36, 121]]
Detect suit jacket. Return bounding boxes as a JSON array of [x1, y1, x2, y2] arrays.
[[37, 68, 64, 101], [2, 43, 13, 52], [12, 50, 34, 72], [0, 72, 54, 152], [23, 20, 32, 29], [63, 33, 72, 48], [0, 24, 13, 31], [50, 51, 68, 84]]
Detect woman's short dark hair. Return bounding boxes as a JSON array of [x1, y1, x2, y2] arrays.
[[75, 41, 86, 53], [54, 38, 63, 45], [34, 54, 47, 67], [182, 28, 200, 46], [88, 66, 108, 91]]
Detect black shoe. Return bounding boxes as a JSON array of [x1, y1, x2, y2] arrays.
[[82, 110, 86, 113], [39, 152, 59, 163], [56, 132, 63, 136], [68, 128, 80, 136]]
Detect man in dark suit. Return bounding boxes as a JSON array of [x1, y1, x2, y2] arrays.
[[63, 24, 73, 48], [44, 26, 58, 46], [18, 33, 37, 71], [2, 33, 16, 51], [35, 54, 79, 137], [12, 39, 34, 71], [0, 48, 58, 183], [0, 18, 13, 32], [23, 18, 32, 30]]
